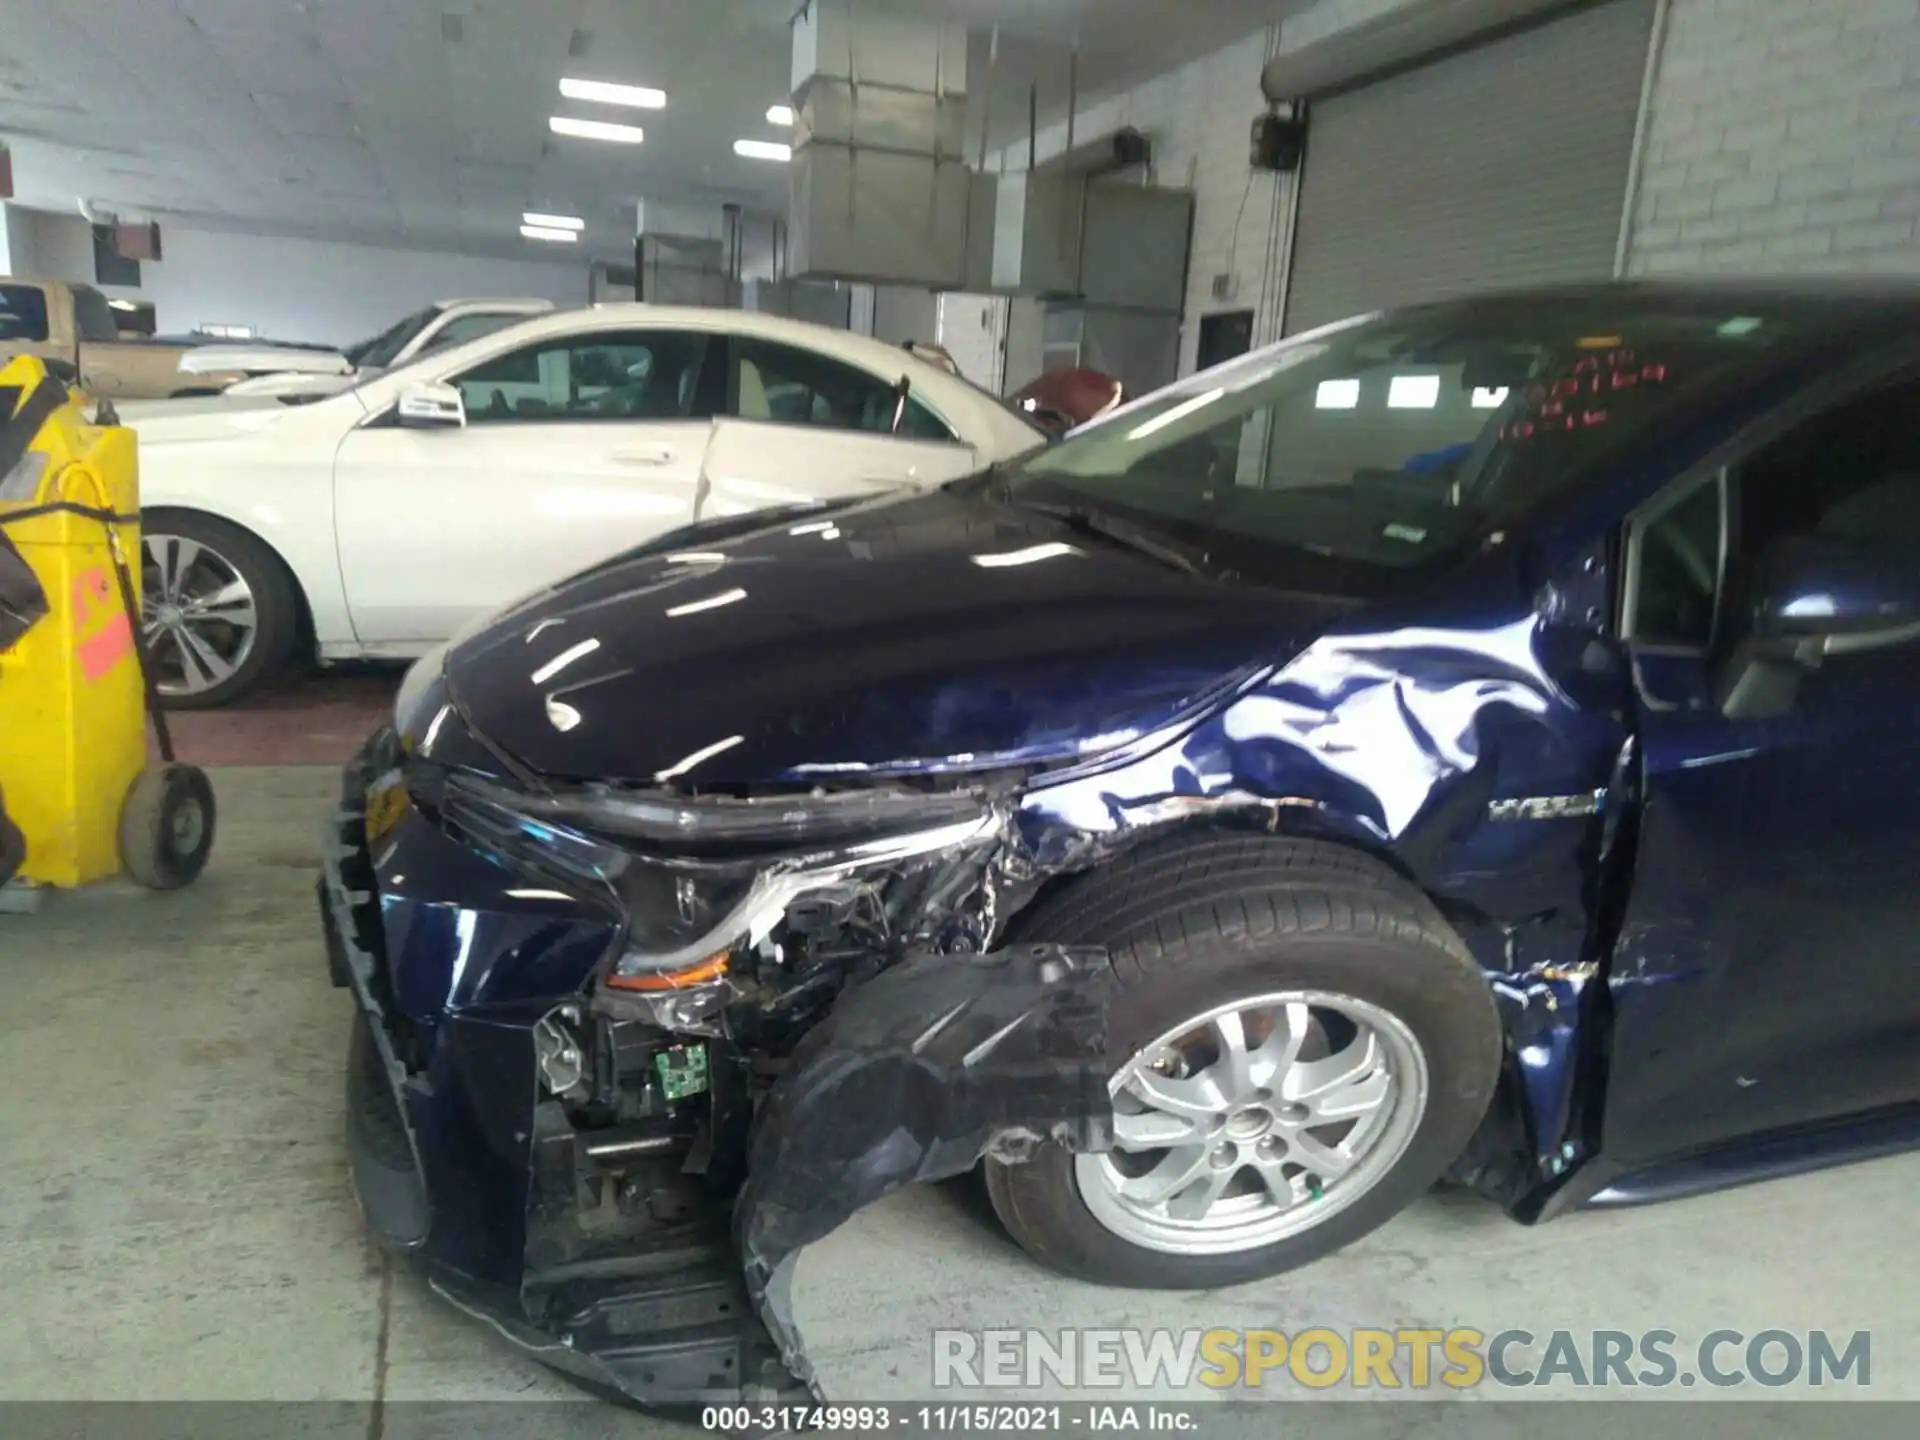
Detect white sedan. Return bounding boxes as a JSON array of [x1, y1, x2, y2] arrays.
[[126, 305, 1046, 707]]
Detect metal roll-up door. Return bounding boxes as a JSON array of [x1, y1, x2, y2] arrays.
[[1283, 0, 1657, 335]]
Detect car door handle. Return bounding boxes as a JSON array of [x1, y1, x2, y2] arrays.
[[611, 445, 676, 467]]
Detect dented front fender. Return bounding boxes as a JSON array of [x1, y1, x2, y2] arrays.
[[737, 945, 1117, 1394]]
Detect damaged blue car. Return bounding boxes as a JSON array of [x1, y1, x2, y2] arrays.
[[319, 282, 1920, 1408]]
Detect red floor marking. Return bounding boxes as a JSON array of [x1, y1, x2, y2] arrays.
[[152, 673, 397, 767]]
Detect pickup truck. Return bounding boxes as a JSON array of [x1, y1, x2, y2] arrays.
[[0, 276, 249, 399]]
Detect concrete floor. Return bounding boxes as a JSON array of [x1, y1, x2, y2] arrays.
[[2, 766, 1913, 1430]]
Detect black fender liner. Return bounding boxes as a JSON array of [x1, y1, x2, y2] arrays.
[[736, 945, 1118, 1394]]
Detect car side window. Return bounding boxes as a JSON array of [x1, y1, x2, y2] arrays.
[[1628, 474, 1727, 649], [1625, 374, 1920, 651], [0, 284, 50, 342], [70, 285, 123, 343], [450, 330, 714, 424], [1730, 377, 1920, 571], [730, 339, 956, 440]]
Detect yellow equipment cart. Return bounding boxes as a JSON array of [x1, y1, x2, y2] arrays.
[[0, 355, 215, 899]]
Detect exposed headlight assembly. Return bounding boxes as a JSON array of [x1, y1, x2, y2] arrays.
[[440, 774, 999, 999], [602, 813, 998, 990]]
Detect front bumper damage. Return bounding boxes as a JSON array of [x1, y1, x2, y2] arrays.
[[319, 735, 1116, 1408], [736, 947, 1115, 1393], [317, 558, 1633, 1410]]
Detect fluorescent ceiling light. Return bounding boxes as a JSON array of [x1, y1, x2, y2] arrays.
[[520, 224, 578, 242], [734, 139, 792, 162], [1387, 375, 1441, 409], [1315, 378, 1360, 410], [559, 77, 665, 109], [522, 211, 583, 231], [550, 115, 645, 144], [766, 104, 795, 126], [1470, 386, 1509, 409], [108, 299, 138, 312]]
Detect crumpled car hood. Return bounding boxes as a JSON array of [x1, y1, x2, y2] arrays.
[[445, 488, 1353, 788]]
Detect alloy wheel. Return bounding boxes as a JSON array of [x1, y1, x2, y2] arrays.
[[1075, 991, 1429, 1256], [141, 533, 260, 698]]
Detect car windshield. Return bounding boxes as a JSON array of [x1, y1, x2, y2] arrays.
[[344, 306, 440, 369], [1005, 299, 1804, 596], [0, 284, 50, 343]]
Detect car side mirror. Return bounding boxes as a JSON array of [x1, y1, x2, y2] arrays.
[[1715, 535, 1920, 719], [396, 380, 466, 429]]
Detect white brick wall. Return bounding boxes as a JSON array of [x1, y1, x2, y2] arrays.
[[991, 30, 1291, 376], [1627, 0, 1920, 275]]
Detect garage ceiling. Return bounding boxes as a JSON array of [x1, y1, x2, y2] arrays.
[[0, 0, 1287, 262]]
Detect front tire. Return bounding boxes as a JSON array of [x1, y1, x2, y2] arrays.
[[986, 834, 1501, 1290], [141, 511, 298, 709]]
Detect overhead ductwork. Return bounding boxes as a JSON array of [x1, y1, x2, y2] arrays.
[[779, 5, 1189, 308], [742, 278, 854, 330], [1031, 126, 1152, 179], [962, 124, 1160, 295], [633, 200, 738, 307], [635, 199, 729, 249], [964, 135, 1189, 305], [982, 135, 1193, 401], [784, 3, 972, 287]]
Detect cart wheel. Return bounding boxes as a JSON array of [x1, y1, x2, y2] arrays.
[[119, 765, 217, 890]]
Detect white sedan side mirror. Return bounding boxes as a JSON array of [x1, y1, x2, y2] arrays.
[[396, 380, 467, 429]]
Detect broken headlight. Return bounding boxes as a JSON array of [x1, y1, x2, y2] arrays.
[[604, 814, 998, 990], [440, 773, 997, 994]]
